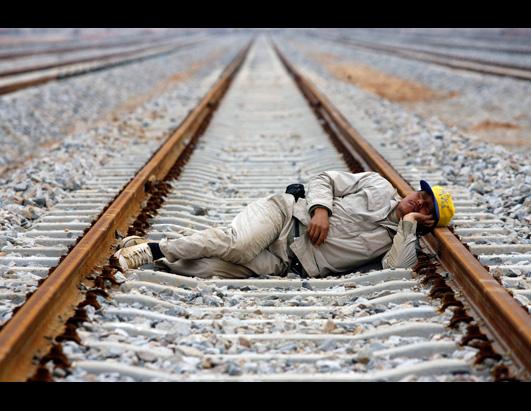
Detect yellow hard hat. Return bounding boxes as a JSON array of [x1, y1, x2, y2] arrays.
[[420, 180, 455, 227]]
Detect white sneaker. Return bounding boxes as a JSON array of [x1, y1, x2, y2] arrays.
[[118, 235, 148, 250], [114, 243, 154, 271]]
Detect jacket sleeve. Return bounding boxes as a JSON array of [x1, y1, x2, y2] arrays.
[[306, 171, 383, 216], [381, 220, 418, 269]]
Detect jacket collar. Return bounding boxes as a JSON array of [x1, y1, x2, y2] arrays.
[[377, 202, 400, 232]]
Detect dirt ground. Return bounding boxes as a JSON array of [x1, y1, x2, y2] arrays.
[[406, 100, 530, 150], [469, 120, 520, 132], [0, 50, 223, 178], [312, 52, 458, 103], [310, 51, 531, 152], [67, 50, 223, 136]]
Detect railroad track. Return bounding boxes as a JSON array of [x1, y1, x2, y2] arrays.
[[308, 32, 531, 82], [0, 38, 205, 96], [0, 33, 186, 61], [370, 29, 531, 53], [275, 37, 531, 311], [394, 38, 531, 56], [320, 29, 531, 55], [0, 38, 529, 381]]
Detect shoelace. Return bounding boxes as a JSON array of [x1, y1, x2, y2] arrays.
[[124, 246, 152, 267]]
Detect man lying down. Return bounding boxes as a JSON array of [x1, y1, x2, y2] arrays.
[[114, 171, 455, 279]]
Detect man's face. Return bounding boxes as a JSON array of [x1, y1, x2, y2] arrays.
[[396, 190, 435, 221]]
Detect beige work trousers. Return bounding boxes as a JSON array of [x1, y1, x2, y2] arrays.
[[158, 194, 296, 279]]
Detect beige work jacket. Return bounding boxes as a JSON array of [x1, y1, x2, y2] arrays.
[[290, 171, 418, 277]]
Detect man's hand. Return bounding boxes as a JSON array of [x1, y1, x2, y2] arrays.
[[308, 207, 329, 246], [403, 212, 435, 229]]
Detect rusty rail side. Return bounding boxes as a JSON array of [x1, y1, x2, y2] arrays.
[[274, 45, 531, 375], [0, 41, 252, 382]]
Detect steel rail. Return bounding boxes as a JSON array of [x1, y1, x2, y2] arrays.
[[325, 29, 531, 50], [0, 41, 252, 382], [0, 38, 202, 78], [0, 39, 203, 96], [320, 29, 531, 55], [0, 33, 187, 61], [353, 39, 531, 72], [274, 44, 531, 376], [403, 39, 531, 56], [311, 33, 531, 82]]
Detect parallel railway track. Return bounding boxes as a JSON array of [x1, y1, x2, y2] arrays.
[[0, 38, 204, 96], [0, 33, 187, 61], [393, 39, 531, 56], [0, 38, 529, 382], [308, 32, 531, 82], [321, 29, 531, 55]]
